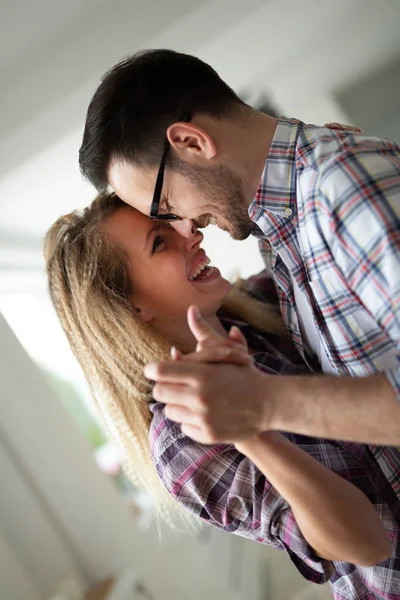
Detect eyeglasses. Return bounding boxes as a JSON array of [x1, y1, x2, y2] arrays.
[[149, 115, 191, 222]]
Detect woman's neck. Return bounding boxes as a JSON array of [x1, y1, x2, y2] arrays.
[[157, 312, 229, 353]]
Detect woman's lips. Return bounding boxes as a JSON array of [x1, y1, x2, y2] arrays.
[[187, 248, 207, 279], [188, 255, 211, 280], [190, 265, 221, 284]]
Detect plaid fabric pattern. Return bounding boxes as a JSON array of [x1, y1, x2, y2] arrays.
[[149, 277, 400, 598], [249, 117, 400, 503]]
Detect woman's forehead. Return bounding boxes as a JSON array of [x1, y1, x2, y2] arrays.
[[103, 205, 151, 250]]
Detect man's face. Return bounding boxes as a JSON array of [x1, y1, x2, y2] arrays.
[[108, 158, 255, 240]]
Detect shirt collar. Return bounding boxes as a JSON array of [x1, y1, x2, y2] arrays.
[[249, 116, 303, 222]]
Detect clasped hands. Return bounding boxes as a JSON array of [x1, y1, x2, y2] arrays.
[[144, 306, 278, 445]]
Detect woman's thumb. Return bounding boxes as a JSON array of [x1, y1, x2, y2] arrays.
[[229, 325, 248, 350]]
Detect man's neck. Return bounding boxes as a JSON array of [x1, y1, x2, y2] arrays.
[[191, 109, 279, 210], [239, 111, 279, 204]]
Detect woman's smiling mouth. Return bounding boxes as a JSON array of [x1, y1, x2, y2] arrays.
[[188, 256, 211, 280], [188, 248, 221, 283]]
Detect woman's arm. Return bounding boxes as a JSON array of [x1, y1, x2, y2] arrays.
[[236, 432, 391, 566]]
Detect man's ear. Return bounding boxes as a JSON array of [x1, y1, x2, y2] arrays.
[[167, 121, 217, 161], [134, 306, 154, 323]]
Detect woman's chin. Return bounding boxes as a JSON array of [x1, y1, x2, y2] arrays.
[[190, 271, 231, 306]]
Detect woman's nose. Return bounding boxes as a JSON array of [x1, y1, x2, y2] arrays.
[[171, 219, 197, 239]]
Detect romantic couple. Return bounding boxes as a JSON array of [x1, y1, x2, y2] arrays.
[[45, 50, 400, 599]]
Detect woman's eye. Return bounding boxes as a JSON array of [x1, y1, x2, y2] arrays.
[[151, 235, 164, 255]]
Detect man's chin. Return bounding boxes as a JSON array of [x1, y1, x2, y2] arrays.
[[227, 222, 254, 241]]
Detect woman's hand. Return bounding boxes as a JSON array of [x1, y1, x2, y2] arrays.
[[324, 122, 362, 132], [171, 318, 251, 367]]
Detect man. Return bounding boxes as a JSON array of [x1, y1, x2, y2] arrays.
[[79, 50, 400, 468]]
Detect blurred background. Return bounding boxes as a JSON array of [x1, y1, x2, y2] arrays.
[[0, 0, 399, 598]]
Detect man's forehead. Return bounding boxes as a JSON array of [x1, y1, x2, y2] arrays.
[[108, 158, 155, 190], [108, 159, 155, 213]]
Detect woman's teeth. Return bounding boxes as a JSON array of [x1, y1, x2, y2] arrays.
[[189, 257, 211, 281], [209, 216, 217, 225]]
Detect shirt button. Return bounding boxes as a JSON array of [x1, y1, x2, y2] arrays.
[[284, 207, 293, 217], [289, 322, 298, 332]]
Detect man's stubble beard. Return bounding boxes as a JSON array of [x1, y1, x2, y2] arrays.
[[179, 161, 255, 241]]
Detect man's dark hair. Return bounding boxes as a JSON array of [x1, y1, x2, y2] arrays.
[[79, 49, 245, 192]]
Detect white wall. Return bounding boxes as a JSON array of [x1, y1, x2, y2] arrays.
[[336, 55, 400, 143], [0, 432, 83, 599], [371, 110, 400, 143], [0, 528, 42, 600]]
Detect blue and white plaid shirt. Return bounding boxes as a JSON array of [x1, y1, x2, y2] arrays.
[[249, 116, 400, 498]]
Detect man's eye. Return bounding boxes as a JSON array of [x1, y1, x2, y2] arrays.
[[151, 235, 164, 255]]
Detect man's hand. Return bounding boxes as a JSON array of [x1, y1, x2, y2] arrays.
[[144, 306, 273, 444], [324, 122, 362, 133]]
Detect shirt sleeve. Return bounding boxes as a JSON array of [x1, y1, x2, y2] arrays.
[[317, 141, 400, 398], [151, 412, 335, 584]]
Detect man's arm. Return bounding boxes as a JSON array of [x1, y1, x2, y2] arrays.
[[264, 371, 400, 446], [146, 307, 400, 446], [150, 359, 400, 446]]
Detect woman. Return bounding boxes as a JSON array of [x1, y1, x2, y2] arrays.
[[44, 193, 399, 600]]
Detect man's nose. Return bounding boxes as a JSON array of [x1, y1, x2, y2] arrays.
[[171, 219, 197, 239]]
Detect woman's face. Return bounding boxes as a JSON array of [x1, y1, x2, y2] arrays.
[[103, 205, 231, 325]]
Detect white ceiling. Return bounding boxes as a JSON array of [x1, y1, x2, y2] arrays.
[[1, 0, 400, 286]]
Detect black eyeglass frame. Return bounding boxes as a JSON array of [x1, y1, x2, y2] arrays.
[[149, 115, 191, 222]]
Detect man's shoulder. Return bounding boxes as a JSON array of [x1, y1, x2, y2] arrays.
[[316, 134, 400, 211], [298, 125, 400, 174]]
